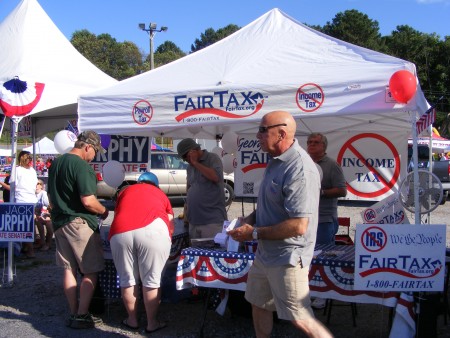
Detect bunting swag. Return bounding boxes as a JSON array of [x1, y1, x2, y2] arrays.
[[0, 77, 45, 117]]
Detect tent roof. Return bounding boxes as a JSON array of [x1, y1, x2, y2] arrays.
[[78, 8, 429, 139], [23, 136, 57, 154], [0, 0, 117, 136], [0, 148, 12, 157]]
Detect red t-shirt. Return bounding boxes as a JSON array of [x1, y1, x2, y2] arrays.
[[108, 183, 174, 240]]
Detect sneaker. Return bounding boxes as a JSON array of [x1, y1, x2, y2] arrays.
[[70, 313, 102, 329], [311, 297, 326, 309]]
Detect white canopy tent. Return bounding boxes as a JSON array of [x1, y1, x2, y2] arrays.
[[408, 132, 450, 152], [23, 136, 57, 154], [78, 8, 429, 140], [0, 0, 117, 137], [0, 0, 117, 286], [0, 149, 12, 157]]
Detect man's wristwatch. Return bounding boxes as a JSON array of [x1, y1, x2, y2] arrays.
[[252, 227, 258, 240]]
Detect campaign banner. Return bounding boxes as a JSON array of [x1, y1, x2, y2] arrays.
[[360, 194, 410, 224], [354, 224, 446, 292], [18, 116, 32, 138], [0, 203, 35, 242], [234, 135, 269, 197], [90, 135, 150, 174]]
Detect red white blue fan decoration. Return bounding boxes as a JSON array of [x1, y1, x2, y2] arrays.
[[0, 77, 45, 117]]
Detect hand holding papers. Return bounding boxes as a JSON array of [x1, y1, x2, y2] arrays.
[[214, 218, 241, 252]]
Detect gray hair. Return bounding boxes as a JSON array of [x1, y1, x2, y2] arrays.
[[308, 132, 328, 151]]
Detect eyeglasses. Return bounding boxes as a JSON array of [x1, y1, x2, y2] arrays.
[[258, 123, 287, 133], [307, 140, 323, 145]]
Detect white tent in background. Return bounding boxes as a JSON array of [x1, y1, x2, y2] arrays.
[[23, 137, 57, 154], [0, 0, 117, 137], [0, 149, 12, 157], [0, 0, 117, 286], [408, 132, 450, 152]]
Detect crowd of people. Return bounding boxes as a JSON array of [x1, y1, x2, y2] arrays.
[[0, 112, 350, 337]]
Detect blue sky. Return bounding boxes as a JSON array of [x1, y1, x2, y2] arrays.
[[1, 0, 449, 54]]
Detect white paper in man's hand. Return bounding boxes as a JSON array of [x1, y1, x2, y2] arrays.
[[225, 218, 241, 232]]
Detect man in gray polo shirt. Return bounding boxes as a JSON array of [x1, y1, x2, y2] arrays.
[[177, 138, 227, 239], [228, 111, 332, 338]]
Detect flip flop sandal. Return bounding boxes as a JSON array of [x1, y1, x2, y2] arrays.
[[121, 319, 139, 331], [145, 321, 167, 334]]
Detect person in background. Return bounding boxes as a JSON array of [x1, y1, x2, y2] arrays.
[[228, 111, 332, 338], [14, 151, 38, 258], [35, 157, 45, 175], [109, 172, 173, 334], [48, 130, 109, 330], [34, 179, 53, 251], [438, 153, 448, 161], [0, 171, 11, 202], [307, 132, 347, 309], [45, 158, 53, 169], [177, 138, 227, 240]]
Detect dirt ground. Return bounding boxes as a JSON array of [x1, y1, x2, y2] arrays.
[[0, 199, 449, 337]]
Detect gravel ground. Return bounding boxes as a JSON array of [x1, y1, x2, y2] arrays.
[[0, 198, 449, 337]]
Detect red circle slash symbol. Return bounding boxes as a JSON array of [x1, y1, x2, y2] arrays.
[[361, 226, 387, 252], [132, 100, 153, 126], [337, 133, 401, 198], [296, 83, 324, 112]]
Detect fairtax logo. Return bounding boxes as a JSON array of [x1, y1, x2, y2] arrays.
[[175, 90, 266, 122]]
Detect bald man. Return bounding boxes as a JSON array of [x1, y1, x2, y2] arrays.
[[228, 111, 332, 337]]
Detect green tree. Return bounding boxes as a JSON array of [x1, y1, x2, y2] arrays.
[[190, 24, 240, 53], [71, 30, 142, 80], [322, 10, 384, 51], [385, 26, 446, 107], [121, 41, 145, 76], [153, 41, 186, 69]]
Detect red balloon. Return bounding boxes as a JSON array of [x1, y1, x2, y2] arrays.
[[389, 70, 417, 103]]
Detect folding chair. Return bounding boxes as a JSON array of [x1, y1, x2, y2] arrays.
[[334, 217, 353, 245], [324, 216, 357, 326]]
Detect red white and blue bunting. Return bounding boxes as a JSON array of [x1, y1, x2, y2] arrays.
[[0, 77, 45, 117]]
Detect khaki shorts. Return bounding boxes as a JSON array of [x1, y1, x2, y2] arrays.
[[245, 257, 315, 321], [55, 217, 104, 274]]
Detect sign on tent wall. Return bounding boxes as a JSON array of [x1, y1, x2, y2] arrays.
[[234, 132, 408, 201]]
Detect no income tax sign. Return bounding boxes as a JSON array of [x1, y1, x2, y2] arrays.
[[337, 133, 401, 199]]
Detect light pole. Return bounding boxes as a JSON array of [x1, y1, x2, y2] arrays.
[[138, 22, 168, 70]]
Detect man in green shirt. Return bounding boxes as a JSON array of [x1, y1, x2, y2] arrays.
[[48, 130, 109, 329]]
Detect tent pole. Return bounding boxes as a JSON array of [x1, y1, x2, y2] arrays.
[[427, 124, 433, 223], [411, 114, 421, 225], [7, 117, 20, 286]]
